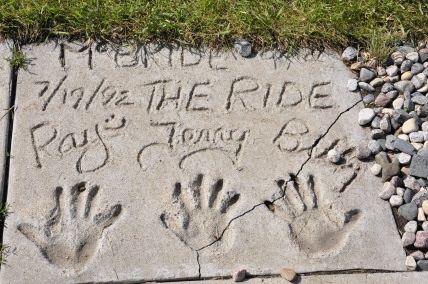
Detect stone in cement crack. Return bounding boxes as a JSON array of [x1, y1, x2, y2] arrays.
[[405, 256, 417, 270], [1, 43, 406, 283], [234, 40, 252, 57]]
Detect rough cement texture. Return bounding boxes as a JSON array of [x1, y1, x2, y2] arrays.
[[0, 43, 11, 201], [169, 272, 428, 284], [1, 43, 405, 283]]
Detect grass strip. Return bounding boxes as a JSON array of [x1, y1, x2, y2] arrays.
[[1, 0, 428, 63]]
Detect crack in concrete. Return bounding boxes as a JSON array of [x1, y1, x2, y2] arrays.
[[196, 99, 363, 275], [0, 41, 18, 255]]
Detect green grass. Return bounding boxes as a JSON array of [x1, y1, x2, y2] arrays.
[[0, 203, 10, 265], [0, 1, 428, 63]]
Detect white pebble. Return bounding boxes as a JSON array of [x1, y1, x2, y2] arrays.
[[379, 182, 396, 200], [405, 256, 417, 271], [397, 187, 405, 197], [393, 98, 404, 109], [370, 164, 382, 175], [327, 149, 341, 164], [398, 134, 409, 141], [404, 221, 418, 233], [418, 208, 427, 222], [232, 269, 247, 282], [389, 195, 403, 207], [358, 108, 376, 125], [397, 153, 412, 165], [412, 143, 423, 151]]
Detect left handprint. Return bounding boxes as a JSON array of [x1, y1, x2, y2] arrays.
[[17, 182, 122, 272]]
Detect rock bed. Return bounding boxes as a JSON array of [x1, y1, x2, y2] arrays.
[[343, 44, 428, 271]]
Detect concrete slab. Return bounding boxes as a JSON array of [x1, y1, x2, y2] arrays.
[[168, 272, 428, 284], [1, 43, 406, 283], [0, 43, 11, 201]]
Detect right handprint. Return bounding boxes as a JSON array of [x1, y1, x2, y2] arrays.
[[272, 174, 362, 257]]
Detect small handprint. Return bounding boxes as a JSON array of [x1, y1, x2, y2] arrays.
[[271, 175, 361, 257], [17, 182, 122, 272], [160, 174, 240, 250]]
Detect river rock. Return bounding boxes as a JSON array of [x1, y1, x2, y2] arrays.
[[342, 47, 358, 61], [414, 231, 428, 248], [398, 202, 418, 220], [360, 68, 376, 82], [358, 108, 376, 125]]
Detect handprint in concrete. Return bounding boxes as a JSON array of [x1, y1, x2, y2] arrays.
[[17, 182, 122, 272], [271, 175, 362, 257], [160, 174, 240, 250]]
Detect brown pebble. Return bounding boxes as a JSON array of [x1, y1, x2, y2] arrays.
[[280, 267, 297, 281], [232, 269, 246, 282]]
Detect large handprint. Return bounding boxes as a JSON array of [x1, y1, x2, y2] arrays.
[[160, 173, 240, 250], [271, 174, 361, 257], [17, 182, 122, 272]]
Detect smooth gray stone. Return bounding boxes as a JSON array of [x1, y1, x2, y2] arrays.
[[356, 145, 372, 160], [386, 135, 397, 150], [368, 140, 381, 154], [342, 46, 358, 60], [358, 81, 375, 92], [386, 65, 399, 76], [404, 99, 414, 111], [391, 118, 401, 130], [377, 139, 387, 151], [394, 138, 418, 155], [381, 83, 394, 93], [417, 260, 428, 270], [412, 94, 428, 105], [409, 131, 424, 143], [363, 94, 375, 104], [234, 39, 252, 57], [371, 129, 385, 139], [392, 109, 411, 124], [386, 90, 398, 99], [397, 46, 415, 55], [404, 188, 416, 204], [418, 178, 428, 187], [410, 152, 428, 178], [401, 60, 413, 72], [371, 116, 381, 128], [411, 191, 428, 207], [411, 75, 424, 89], [394, 81, 415, 93], [398, 202, 418, 221], [380, 115, 391, 133], [359, 68, 376, 82], [411, 63, 425, 74], [411, 94, 428, 105], [347, 78, 358, 91]]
